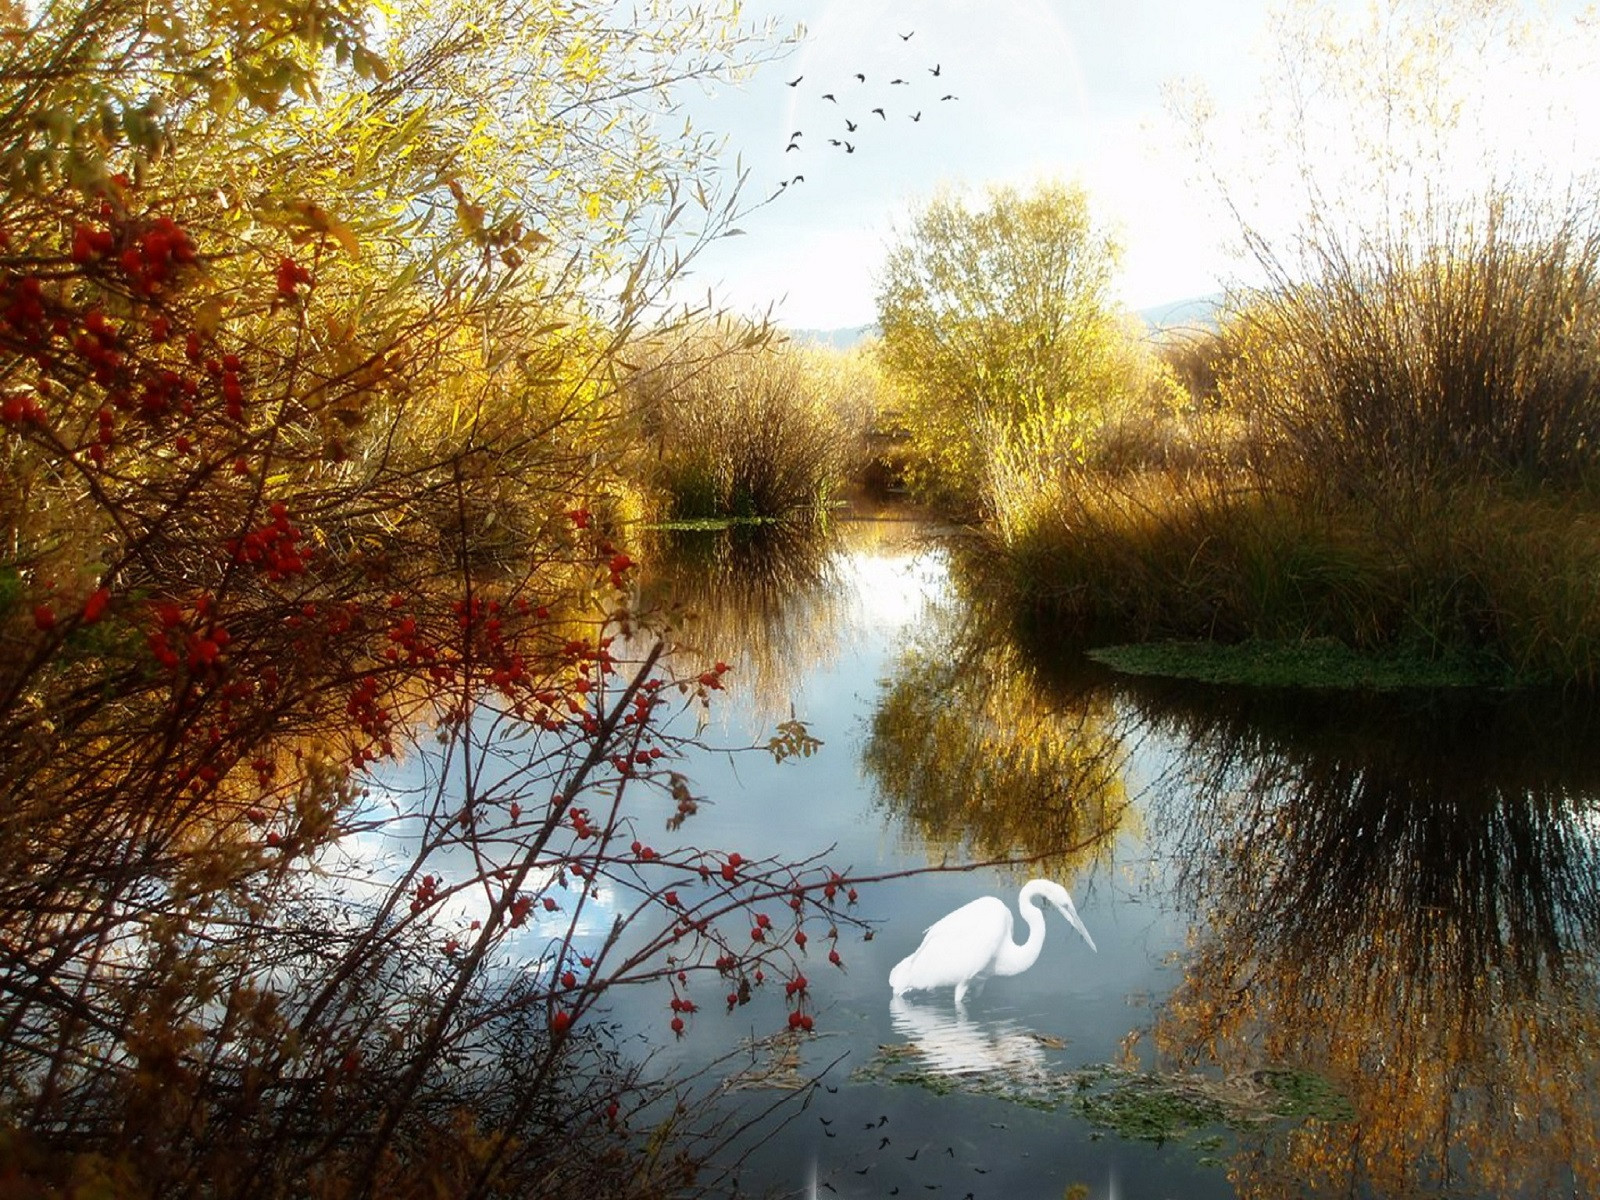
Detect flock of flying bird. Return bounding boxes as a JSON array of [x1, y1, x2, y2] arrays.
[[770, 30, 958, 198]]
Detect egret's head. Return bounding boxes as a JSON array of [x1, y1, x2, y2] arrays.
[[1027, 878, 1097, 952]]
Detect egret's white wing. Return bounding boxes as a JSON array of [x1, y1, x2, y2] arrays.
[[890, 896, 1011, 993]]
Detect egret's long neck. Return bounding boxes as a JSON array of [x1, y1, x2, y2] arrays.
[[991, 898, 1046, 977]]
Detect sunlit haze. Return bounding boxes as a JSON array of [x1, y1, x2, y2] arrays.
[[672, 0, 1600, 331]]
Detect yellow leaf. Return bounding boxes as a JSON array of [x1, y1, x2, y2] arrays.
[[194, 296, 228, 338], [295, 202, 361, 261], [326, 219, 360, 260]]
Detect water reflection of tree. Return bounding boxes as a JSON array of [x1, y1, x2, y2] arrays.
[[864, 596, 1132, 874], [1132, 681, 1600, 1198], [637, 519, 853, 724]]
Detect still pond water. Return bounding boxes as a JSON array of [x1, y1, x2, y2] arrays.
[[399, 517, 1600, 1198]]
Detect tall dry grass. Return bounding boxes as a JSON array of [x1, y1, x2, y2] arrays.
[[624, 323, 872, 520], [983, 193, 1600, 684], [1225, 195, 1600, 500]]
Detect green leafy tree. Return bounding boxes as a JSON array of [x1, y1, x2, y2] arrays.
[[874, 181, 1135, 512]]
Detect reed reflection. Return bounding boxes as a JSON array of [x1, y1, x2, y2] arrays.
[[864, 595, 1133, 873], [1127, 680, 1600, 1197], [637, 518, 845, 721]]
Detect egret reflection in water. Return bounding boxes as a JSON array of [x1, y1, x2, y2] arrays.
[[888, 993, 1051, 1076], [890, 879, 1097, 1006]]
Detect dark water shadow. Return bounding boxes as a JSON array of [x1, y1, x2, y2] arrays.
[[987, 589, 1600, 1197]]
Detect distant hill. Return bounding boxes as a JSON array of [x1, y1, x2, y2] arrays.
[[1136, 292, 1224, 332], [783, 324, 877, 351], [782, 295, 1223, 350]]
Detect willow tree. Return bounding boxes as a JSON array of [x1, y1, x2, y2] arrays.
[[874, 181, 1137, 513]]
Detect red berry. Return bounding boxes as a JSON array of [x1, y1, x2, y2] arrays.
[[82, 587, 110, 623]]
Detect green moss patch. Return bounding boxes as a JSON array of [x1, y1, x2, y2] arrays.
[[853, 1047, 1355, 1151], [1087, 638, 1509, 690]]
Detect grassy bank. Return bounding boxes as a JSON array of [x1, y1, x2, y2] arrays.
[[959, 195, 1600, 687]]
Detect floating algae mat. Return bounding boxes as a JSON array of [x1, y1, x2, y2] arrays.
[[852, 1043, 1355, 1149]]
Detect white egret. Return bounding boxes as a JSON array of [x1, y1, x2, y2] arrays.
[[888, 879, 1096, 1006]]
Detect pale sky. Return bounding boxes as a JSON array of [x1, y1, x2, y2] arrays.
[[669, 0, 1600, 331]]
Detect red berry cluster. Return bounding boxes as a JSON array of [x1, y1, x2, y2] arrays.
[[784, 971, 815, 1032], [276, 256, 313, 299], [146, 596, 230, 675], [345, 676, 394, 767], [410, 873, 441, 915], [71, 214, 197, 297], [1, 275, 44, 340], [75, 308, 124, 386], [383, 611, 438, 667], [203, 350, 247, 422], [226, 501, 311, 579], [668, 993, 697, 1037], [606, 550, 633, 589], [696, 660, 731, 690], [0, 389, 46, 426]]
